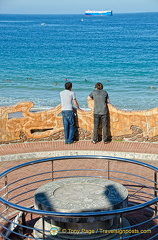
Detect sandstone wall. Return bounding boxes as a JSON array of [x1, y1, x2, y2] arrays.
[[0, 101, 158, 144]]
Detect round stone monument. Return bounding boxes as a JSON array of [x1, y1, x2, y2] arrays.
[[34, 177, 130, 239]]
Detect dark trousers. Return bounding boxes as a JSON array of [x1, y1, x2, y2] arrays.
[[93, 114, 108, 142]]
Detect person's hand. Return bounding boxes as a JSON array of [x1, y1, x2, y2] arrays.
[[78, 108, 84, 111]]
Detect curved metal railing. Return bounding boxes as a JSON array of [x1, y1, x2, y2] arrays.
[[0, 155, 158, 239]]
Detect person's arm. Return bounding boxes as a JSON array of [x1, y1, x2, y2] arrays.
[[87, 96, 92, 100], [107, 93, 110, 104], [87, 92, 93, 100], [73, 99, 82, 110]]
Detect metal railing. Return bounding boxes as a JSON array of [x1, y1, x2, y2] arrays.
[[0, 155, 158, 239]]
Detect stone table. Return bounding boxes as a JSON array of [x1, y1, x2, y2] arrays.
[[34, 177, 130, 239]]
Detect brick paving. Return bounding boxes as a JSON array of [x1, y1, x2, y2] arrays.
[[0, 140, 158, 177], [0, 140, 158, 156]]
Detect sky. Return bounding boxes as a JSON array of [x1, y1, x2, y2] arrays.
[[0, 0, 158, 14]]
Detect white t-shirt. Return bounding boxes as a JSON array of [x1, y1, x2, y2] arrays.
[[60, 89, 76, 110]]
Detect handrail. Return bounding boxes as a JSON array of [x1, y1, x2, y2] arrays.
[[0, 196, 157, 218], [0, 155, 157, 177], [0, 155, 157, 218]]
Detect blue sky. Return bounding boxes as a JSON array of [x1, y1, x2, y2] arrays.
[[0, 0, 158, 14]]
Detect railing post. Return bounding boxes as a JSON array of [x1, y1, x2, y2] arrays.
[[119, 213, 123, 239], [4, 174, 9, 218], [52, 160, 54, 181], [154, 171, 158, 216], [42, 215, 45, 239], [4, 175, 8, 201], [108, 159, 110, 180], [21, 212, 26, 234]]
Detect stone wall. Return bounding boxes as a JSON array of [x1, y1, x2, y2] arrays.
[[0, 101, 158, 144]]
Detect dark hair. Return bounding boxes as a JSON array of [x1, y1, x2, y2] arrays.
[[65, 82, 72, 90], [95, 82, 103, 90]]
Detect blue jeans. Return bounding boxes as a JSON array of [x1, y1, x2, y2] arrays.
[[93, 114, 108, 142], [62, 111, 75, 143]]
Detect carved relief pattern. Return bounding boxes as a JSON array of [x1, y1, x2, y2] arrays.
[[0, 101, 157, 144]]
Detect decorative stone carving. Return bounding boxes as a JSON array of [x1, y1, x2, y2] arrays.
[[0, 101, 158, 143]]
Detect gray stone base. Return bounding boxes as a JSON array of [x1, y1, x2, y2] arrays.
[[33, 217, 130, 239], [34, 178, 128, 217], [34, 178, 130, 239]]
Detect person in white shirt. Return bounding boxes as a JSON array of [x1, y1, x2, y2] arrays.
[[60, 82, 81, 144]]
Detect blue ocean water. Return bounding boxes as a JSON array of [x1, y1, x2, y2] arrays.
[[0, 13, 158, 111]]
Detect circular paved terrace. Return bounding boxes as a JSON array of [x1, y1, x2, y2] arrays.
[[0, 140, 158, 163], [0, 140, 158, 240]]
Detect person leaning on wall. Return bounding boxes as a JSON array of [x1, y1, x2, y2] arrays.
[[60, 82, 82, 144], [87, 82, 110, 144]]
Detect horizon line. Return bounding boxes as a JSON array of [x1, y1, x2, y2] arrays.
[[0, 11, 158, 15]]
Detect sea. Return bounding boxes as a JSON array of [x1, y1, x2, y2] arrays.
[[0, 13, 158, 111]]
